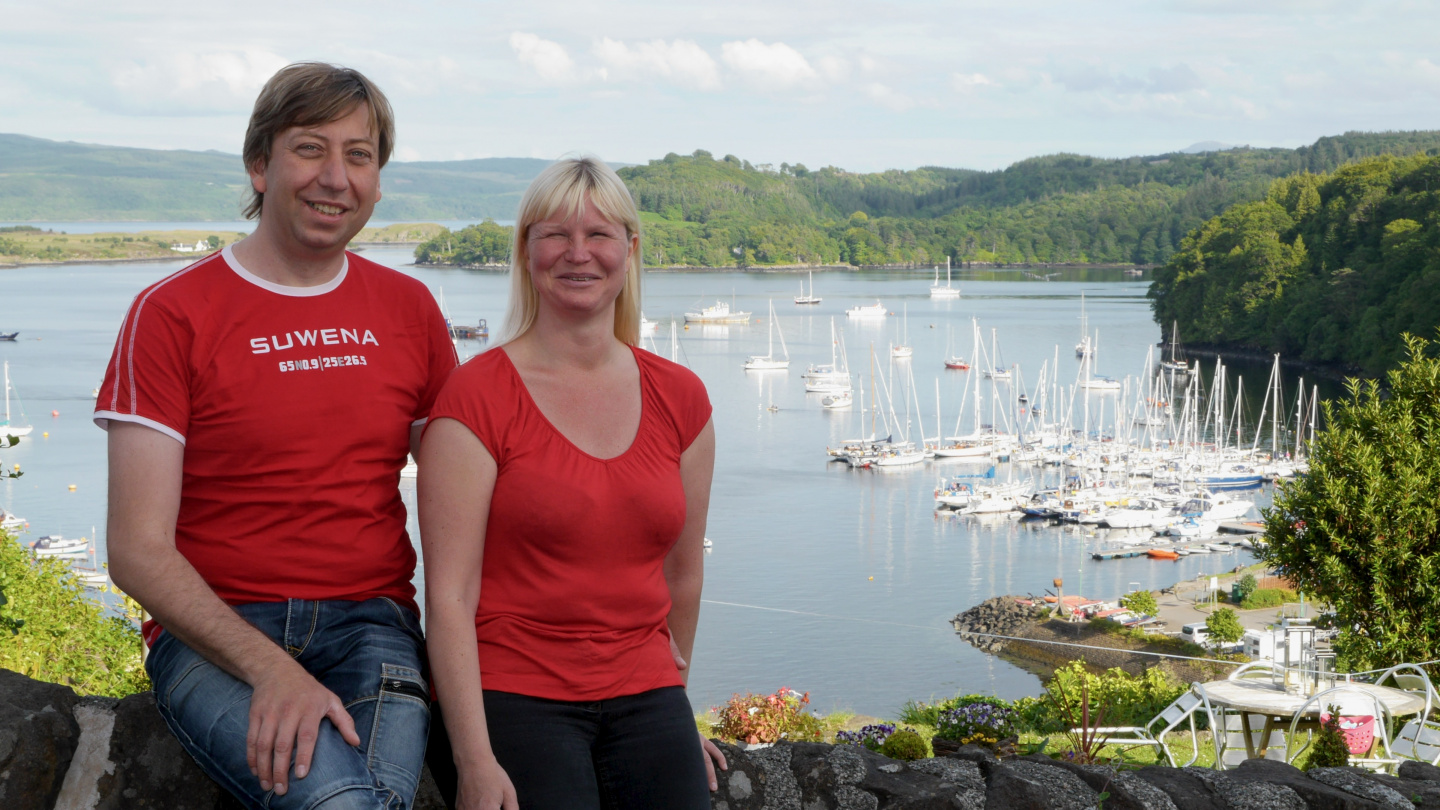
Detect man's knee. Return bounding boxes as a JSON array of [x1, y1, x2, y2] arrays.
[[306, 784, 405, 810]]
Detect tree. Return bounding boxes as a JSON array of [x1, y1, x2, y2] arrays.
[[1206, 607, 1244, 648], [1119, 590, 1158, 617], [1263, 332, 1440, 673], [0, 531, 148, 697], [207, 234, 221, 249]]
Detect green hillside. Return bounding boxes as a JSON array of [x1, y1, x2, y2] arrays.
[[1147, 154, 1440, 374], [0, 134, 549, 221]]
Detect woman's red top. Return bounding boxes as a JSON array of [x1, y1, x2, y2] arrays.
[[427, 345, 712, 701]]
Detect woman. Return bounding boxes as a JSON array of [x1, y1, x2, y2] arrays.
[[419, 156, 723, 810]]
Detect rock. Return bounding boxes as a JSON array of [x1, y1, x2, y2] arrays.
[[0, 669, 82, 809], [1026, 757, 1177, 810], [1184, 765, 1307, 810], [952, 597, 1041, 654], [1401, 761, 1440, 783], [907, 757, 986, 809], [987, 758, 1099, 809], [710, 741, 766, 810], [1226, 758, 1385, 809], [1308, 768, 1413, 810], [1131, 766, 1228, 810]]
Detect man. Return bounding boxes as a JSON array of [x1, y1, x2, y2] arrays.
[[96, 63, 456, 809]]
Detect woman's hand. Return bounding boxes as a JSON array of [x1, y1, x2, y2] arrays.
[[700, 733, 728, 791], [456, 756, 518, 810]]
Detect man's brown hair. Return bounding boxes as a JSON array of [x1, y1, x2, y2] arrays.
[[241, 63, 395, 219]]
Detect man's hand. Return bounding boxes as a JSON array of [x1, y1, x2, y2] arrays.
[[246, 660, 360, 795]]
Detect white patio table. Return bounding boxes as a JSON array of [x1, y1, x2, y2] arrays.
[[1198, 679, 1426, 760]]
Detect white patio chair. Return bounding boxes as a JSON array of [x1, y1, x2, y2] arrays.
[[1285, 684, 1397, 771], [1228, 661, 1280, 681], [1077, 684, 1214, 767], [1377, 665, 1440, 766]]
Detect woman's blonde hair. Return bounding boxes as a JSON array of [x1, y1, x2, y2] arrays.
[[496, 156, 642, 346]]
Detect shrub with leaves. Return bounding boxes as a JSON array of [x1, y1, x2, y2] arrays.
[[1303, 706, 1352, 770], [1120, 589, 1158, 617], [880, 728, 929, 761], [934, 699, 1018, 746], [1043, 661, 1187, 730], [1233, 574, 1258, 603], [1206, 608, 1245, 648], [0, 533, 147, 697], [713, 687, 819, 744]]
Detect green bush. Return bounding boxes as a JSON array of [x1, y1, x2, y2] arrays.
[[1240, 588, 1296, 610], [1042, 661, 1188, 730], [1120, 590, 1158, 616], [1302, 707, 1352, 770], [0, 534, 148, 697], [879, 728, 928, 761], [1234, 574, 1259, 603]]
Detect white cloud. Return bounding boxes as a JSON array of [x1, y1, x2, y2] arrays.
[[106, 50, 289, 114], [952, 73, 996, 94], [859, 82, 918, 112], [510, 32, 575, 82], [815, 56, 850, 82], [593, 38, 721, 91], [721, 39, 818, 88]]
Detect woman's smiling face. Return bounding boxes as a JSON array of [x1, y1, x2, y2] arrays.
[[525, 198, 637, 319]]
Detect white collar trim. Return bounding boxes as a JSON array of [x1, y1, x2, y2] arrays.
[[223, 244, 349, 297]]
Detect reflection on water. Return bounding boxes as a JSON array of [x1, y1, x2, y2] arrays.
[[3, 252, 1291, 717]]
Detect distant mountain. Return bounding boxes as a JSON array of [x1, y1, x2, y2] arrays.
[[1180, 141, 1237, 154], [0, 134, 551, 221]]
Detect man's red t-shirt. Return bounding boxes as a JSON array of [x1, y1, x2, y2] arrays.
[[96, 246, 457, 637], [427, 346, 711, 701]]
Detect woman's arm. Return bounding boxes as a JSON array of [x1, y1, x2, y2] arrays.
[[418, 417, 516, 810], [664, 419, 715, 682]]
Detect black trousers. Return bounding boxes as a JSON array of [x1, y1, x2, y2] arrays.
[[428, 686, 708, 810]]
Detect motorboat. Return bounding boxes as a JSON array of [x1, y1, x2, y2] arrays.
[[640, 313, 659, 335], [0, 508, 25, 530], [30, 535, 88, 557], [944, 357, 970, 370], [845, 301, 888, 319], [821, 391, 852, 409], [1147, 548, 1179, 560], [684, 301, 752, 324]]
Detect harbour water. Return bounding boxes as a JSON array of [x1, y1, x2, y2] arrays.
[[0, 247, 1341, 717]]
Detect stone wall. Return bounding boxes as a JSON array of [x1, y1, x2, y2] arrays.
[[6, 669, 1440, 809]]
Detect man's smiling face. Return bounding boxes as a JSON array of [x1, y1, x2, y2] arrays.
[[248, 103, 382, 260]]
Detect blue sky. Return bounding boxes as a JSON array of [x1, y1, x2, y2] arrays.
[[4, 0, 1439, 172]]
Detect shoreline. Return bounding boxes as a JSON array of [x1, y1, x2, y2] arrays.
[[1182, 341, 1369, 383], [414, 261, 1152, 274]]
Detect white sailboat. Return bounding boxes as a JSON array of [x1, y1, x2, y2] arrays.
[[930, 259, 960, 298], [1075, 292, 1093, 359], [1, 362, 32, 439], [744, 301, 790, 370], [794, 271, 821, 305], [640, 312, 659, 335], [890, 304, 912, 358], [803, 318, 851, 391]]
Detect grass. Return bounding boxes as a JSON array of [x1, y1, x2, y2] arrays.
[[0, 229, 245, 263]]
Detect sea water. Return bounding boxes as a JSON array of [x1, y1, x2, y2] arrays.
[[0, 247, 1337, 716]]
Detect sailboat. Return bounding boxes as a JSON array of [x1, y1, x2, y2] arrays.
[[943, 323, 970, 369], [744, 301, 790, 370], [890, 304, 913, 358], [794, 271, 821, 305], [930, 259, 960, 298], [1159, 321, 1188, 375], [845, 301, 888, 319], [1, 362, 32, 439], [804, 318, 852, 391], [1075, 293, 1093, 359]]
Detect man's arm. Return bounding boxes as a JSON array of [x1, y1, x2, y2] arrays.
[[106, 421, 359, 796]]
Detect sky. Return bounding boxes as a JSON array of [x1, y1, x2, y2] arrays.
[[4, 0, 1440, 173]]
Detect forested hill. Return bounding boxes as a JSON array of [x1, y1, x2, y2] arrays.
[[1147, 153, 1440, 375], [0, 133, 551, 220], [610, 132, 1440, 268]]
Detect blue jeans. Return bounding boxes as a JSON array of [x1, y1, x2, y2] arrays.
[[430, 686, 708, 810], [147, 598, 430, 810]]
